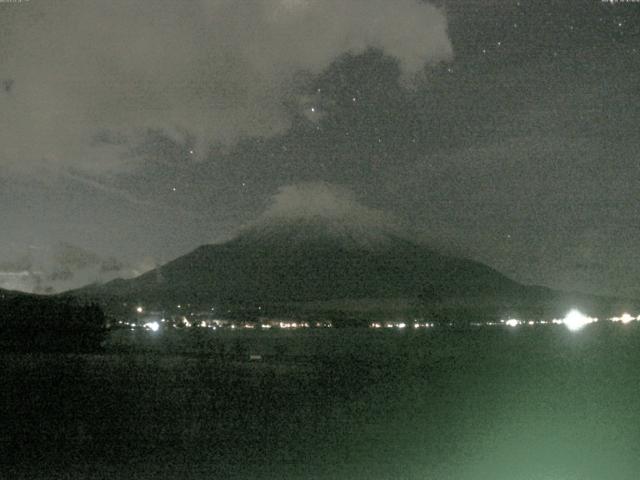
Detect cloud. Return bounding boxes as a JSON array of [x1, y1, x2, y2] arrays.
[[0, 0, 451, 176], [0, 242, 151, 293], [260, 182, 399, 228]]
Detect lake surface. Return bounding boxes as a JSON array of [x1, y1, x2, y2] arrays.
[[2, 323, 640, 479]]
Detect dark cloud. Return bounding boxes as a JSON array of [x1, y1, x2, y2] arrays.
[[2, 79, 13, 93], [52, 243, 103, 270], [0, 0, 451, 176]]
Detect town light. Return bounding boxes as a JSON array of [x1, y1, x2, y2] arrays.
[[144, 321, 159, 332], [563, 309, 596, 331], [504, 319, 520, 328]]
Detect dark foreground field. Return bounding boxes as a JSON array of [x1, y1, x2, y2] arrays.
[[2, 324, 640, 479]]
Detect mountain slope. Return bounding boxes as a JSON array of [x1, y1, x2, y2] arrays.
[[74, 218, 536, 308], [72, 217, 640, 321]]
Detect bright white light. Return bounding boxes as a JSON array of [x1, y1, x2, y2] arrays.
[[563, 309, 596, 331], [397, 322, 406, 329], [144, 321, 159, 332], [505, 319, 520, 328], [611, 313, 635, 324], [136, 306, 143, 313]]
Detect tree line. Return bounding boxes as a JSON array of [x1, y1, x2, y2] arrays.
[[0, 295, 106, 352]]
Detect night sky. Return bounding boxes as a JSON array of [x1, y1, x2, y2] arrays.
[[0, 0, 638, 296]]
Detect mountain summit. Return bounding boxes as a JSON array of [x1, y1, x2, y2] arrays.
[[231, 216, 410, 252], [230, 182, 413, 250]]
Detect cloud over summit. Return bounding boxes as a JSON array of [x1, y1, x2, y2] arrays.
[[0, 0, 451, 176], [259, 182, 399, 229]]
